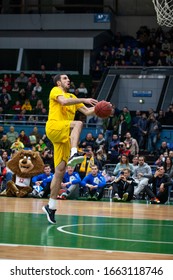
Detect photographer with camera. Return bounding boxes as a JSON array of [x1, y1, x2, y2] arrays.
[[112, 169, 137, 202], [144, 166, 172, 204]]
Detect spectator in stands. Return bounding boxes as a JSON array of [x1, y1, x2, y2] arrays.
[[32, 99, 44, 115], [124, 132, 139, 159], [91, 59, 103, 80], [3, 98, 11, 113], [166, 50, 173, 66], [0, 74, 12, 85], [28, 72, 38, 86], [29, 90, 38, 105], [164, 104, 173, 125], [116, 114, 128, 141], [39, 72, 50, 84], [76, 82, 88, 98], [147, 115, 162, 154], [156, 109, 166, 125], [169, 150, 173, 163], [112, 168, 136, 202], [33, 82, 42, 94], [18, 130, 30, 147], [6, 126, 19, 144], [18, 88, 27, 101], [10, 137, 25, 151], [29, 126, 42, 144], [102, 107, 119, 145], [37, 107, 48, 122], [131, 110, 141, 142], [108, 133, 120, 151], [81, 164, 106, 200], [0, 88, 12, 103], [0, 126, 5, 139], [55, 62, 63, 71], [132, 154, 139, 170], [113, 155, 134, 176], [95, 132, 106, 149], [35, 138, 47, 153], [40, 148, 54, 172], [1, 150, 9, 167], [2, 81, 12, 92], [163, 156, 173, 178], [107, 134, 120, 164], [12, 100, 22, 112], [137, 112, 148, 150], [144, 166, 171, 204], [0, 134, 12, 155], [130, 50, 142, 66], [25, 81, 34, 95], [76, 146, 102, 180], [155, 153, 167, 167], [31, 164, 54, 198], [15, 72, 28, 84], [95, 147, 107, 168], [21, 99, 32, 111], [124, 45, 133, 61], [79, 132, 96, 151], [58, 166, 81, 200], [156, 51, 167, 66], [11, 82, 20, 94], [157, 141, 170, 156], [132, 156, 152, 198], [121, 107, 131, 130], [145, 51, 157, 66], [118, 141, 131, 158]]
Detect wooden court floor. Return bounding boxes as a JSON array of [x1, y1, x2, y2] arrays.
[[0, 197, 173, 260]]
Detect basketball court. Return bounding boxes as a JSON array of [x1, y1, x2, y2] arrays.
[[0, 197, 173, 260]]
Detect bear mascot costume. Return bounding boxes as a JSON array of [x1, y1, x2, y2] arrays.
[[5, 149, 44, 197]]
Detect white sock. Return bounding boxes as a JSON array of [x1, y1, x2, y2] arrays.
[[71, 147, 77, 157], [48, 198, 57, 210]]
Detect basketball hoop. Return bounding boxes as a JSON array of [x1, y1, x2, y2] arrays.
[[152, 0, 173, 27]]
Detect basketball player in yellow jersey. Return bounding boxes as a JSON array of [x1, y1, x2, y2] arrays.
[[42, 74, 98, 224]]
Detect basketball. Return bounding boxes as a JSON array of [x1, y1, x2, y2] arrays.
[[95, 100, 112, 118]]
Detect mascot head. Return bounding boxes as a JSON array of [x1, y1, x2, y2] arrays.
[[7, 150, 44, 178]]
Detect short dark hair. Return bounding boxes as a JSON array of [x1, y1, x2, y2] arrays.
[[53, 74, 61, 86]]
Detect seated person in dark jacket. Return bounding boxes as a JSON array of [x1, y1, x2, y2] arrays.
[[144, 166, 172, 204], [112, 168, 137, 202]]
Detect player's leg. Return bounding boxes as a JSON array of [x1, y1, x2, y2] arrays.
[[67, 120, 84, 167], [42, 140, 69, 224]]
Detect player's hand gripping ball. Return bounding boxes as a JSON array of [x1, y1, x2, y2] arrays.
[[94, 100, 113, 118]]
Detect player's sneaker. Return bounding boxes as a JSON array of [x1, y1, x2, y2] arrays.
[[42, 204, 56, 224], [122, 192, 129, 202], [112, 193, 121, 202], [60, 192, 68, 200], [150, 197, 160, 204], [67, 153, 84, 167]]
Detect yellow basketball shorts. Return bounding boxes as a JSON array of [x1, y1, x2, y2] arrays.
[[46, 120, 71, 167]]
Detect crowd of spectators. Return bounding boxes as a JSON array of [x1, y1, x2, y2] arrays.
[[91, 26, 173, 79], [0, 100, 173, 204]]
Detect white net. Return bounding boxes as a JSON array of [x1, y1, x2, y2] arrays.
[[152, 0, 173, 27]]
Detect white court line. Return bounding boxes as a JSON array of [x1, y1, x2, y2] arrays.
[[57, 222, 173, 245]]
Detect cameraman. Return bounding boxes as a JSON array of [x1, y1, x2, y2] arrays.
[[112, 168, 137, 202]]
